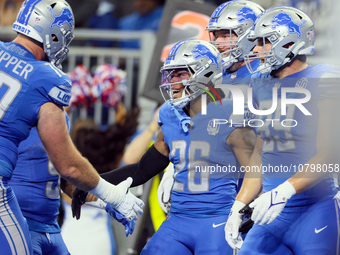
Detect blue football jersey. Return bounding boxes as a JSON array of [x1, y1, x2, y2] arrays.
[[221, 60, 260, 125], [0, 41, 72, 178], [251, 64, 339, 207], [9, 111, 69, 233], [159, 101, 240, 217]]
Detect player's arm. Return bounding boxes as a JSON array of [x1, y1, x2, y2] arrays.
[[225, 133, 263, 249], [71, 129, 170, 219], [234, 134, 263, 204], [286, 99, 339, 193], [227, 129, 263, 203], [101, 129, 170, 186], [38, 102, 144, 221], [38, 102, 99, 191], [248, 98, 340, 226]]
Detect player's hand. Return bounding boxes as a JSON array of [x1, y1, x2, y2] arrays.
[[105, 204, 135, 236], [72, 188, 88, 220], [249, 181, 296, 225], [108, 177, 145, 222], [89, 177, 144, 222], [86, 199, 135, 236], [225, 201, 245, 250], [157, 164, 174, 213], [238, 205, 254, 235]]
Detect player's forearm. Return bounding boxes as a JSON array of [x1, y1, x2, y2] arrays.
[[60, 178, 98, 202], [287, 151, 334, 194], [60, 156, 100, 191], [235, 175, 262, 204], [235, 134, 263, 204], [102, 145, 169, 186]]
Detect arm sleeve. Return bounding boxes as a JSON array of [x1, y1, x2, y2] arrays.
[[100, 145, 170, 187]]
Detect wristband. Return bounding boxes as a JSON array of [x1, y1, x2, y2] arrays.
[[278, 181, 296, 200], [231, 200, 246, 212], [89, 178, 120, 207]]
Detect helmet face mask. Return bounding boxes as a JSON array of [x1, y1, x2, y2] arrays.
[[244, 6, 315, 75], [160, 40, 222, 109], [13, 0, 75, 68], [205, 0, 264, 70]]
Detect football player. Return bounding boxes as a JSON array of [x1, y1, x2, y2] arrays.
[[226, 6, 340, 254], [0, 0, 143, 253], [73, 39, 256, 254], [158, 2, 265, 247], [9, 114, 135, 254]]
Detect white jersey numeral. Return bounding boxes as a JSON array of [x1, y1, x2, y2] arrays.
[[0, 71, 22, 121]]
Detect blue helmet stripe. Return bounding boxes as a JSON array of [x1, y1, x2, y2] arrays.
[[17, 0, 42, 26]]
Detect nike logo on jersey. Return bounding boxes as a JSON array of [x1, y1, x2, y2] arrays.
[[315, 225, 328, 234], [212, 222, 227, 228]]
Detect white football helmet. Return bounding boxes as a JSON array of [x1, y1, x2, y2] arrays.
[[244, 6, 315, 75], [205, 0, 264, 70], [13, 0, 75, 68], [160, 39, 222, 109]]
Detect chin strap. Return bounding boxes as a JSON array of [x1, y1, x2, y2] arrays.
[[170, 104, 191, 133]]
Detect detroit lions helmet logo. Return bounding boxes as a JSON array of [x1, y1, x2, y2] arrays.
[[237, 6, 257, 23], [192, 44, 219, 70], [49, 7, 73, 29], [271, 12, 306, 38]]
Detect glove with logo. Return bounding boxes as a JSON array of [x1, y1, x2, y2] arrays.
[[249, 181, 296, 225], [225, 201, 246, 250], [157, 164, 174, 214], [86, 199, 135, 236]]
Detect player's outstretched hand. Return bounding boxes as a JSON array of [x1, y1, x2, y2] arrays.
[[89, 177, 144, 222], [109, 177, 145, 221], [249, 181, 296, 225], [225, 201, 245, 250], [72, 188, 88, 220], [157, 164, 174, 214], [86, 199, 135, 236]]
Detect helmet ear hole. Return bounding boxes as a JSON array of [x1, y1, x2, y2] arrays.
[[204, 71, 214, 78], [52, 34, 59, 42], [283, 42, 294, 49]]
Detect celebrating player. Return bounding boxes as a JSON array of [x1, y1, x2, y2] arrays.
[[0, 0, 143, 253], [157, 2, 265, 245], [73, 39, 256, 254], [226, 6, 340, 254]]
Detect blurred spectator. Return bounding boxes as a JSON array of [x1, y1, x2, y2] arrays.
[[88, 0, 119, 47], [118, 0, 164, 49], [0, 0, 22, 27], [67, 0, 100, 28]]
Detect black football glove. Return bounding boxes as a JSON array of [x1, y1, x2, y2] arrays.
[[238, 204, 254, 235], [71, 188, 88, 220]]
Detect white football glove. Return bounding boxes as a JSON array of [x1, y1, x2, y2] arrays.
[[157, 164, 174, 214], [89, 177, 144, 222], [225, 201, 245, 250], [250, 181, 296, 225]]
